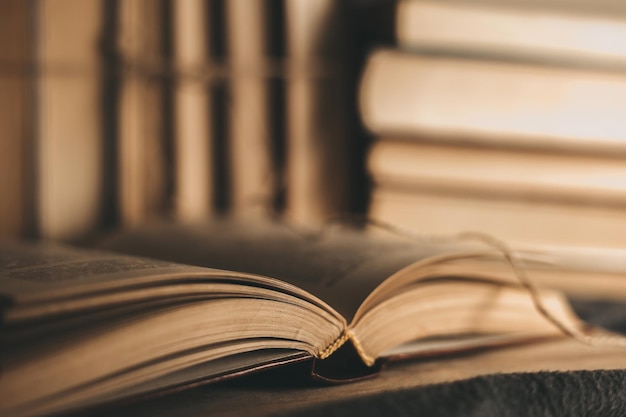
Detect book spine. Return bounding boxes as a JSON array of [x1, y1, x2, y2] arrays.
[[117, 0, 171, 227], [172, 0, 214, 222], [360, 50, 626, 151], [396, 0, 626, 65], [225, 0, 276, 217], [370, 188, 626, 249], [368, 139, 626, 204], [34, 0, 105, 239], [0, 0, 36, 237], [284, 0, 351, 225]]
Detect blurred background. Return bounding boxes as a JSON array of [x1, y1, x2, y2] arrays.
[[2, 0, 626, 249]]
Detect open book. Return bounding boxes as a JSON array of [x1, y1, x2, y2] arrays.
[[1, 220, 620, 417]]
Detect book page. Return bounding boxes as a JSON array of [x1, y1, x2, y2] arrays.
[[0, 241, 202, 304], [99, 220, 471, 320]]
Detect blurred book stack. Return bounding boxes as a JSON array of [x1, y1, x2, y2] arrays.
[[361, 0, 626, 248], [0, 0, 373, 241]]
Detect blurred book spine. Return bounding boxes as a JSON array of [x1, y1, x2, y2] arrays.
[[225, 0, 277, 218], [360, 50, 626, 149], [0, 0, 35, 238], [117, 0, 172, 228], [396, 0, 626, 66], [284, 0, 352, 225], [172, 0, 214, 222], [36, 0, 105, 240], [369, 140, 626, 204], [370, 188, 626, 249]]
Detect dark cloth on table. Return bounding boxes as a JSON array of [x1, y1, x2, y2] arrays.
[[281, 370, 626, 417]]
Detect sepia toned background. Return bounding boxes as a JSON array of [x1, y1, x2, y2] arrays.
[[2, 0, 626, 249]]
